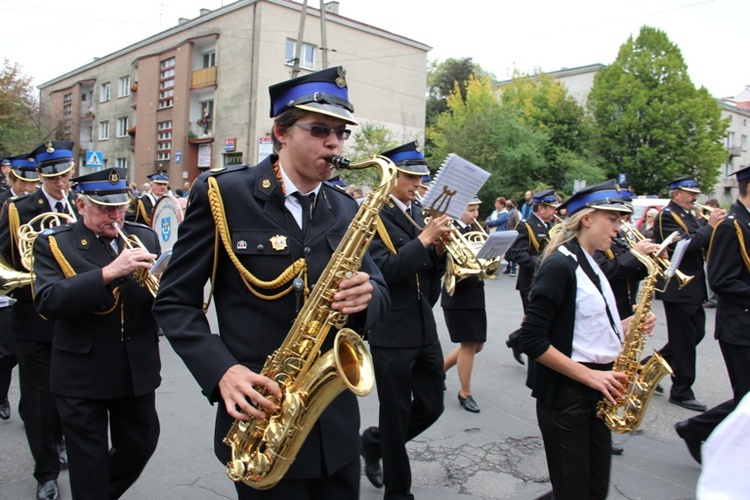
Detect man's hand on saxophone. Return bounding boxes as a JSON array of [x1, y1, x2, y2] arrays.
[[332, 271, 373, 315], [219, 365, 283, 421]]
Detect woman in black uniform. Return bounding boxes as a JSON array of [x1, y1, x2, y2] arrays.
[[519, 181, 656, 500]]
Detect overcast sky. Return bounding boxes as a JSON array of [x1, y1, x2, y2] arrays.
[[1, 0, 748, 99]]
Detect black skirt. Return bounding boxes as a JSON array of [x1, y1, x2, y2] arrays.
[[444, 309, 487, 343]]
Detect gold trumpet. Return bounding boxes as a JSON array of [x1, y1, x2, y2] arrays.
[[619, 224, 693, 289], [112, 223, 159, 297], [693, 202, 714, 221]]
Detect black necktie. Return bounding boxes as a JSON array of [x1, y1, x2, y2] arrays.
[[293, 192, 315, 230], [55, 201, 65, 213], [100, 237, 118, 259]]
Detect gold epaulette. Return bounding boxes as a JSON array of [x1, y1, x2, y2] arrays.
[[525, 222, 541, 252], [375, 216, 397, 254], [207, 176, 307, 301], [137, 199, 152, 226], [48, 235, 120, 314], [605, 249, 615, 260], [8, 203, 20, 268]]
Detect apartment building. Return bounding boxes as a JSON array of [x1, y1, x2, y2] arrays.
[[38, 0, 430, 186], [495, 64, 748, 202]]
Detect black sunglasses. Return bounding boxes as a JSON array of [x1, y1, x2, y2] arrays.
[[293, 123, 351, 141]]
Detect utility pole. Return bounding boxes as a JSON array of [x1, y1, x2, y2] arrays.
[[319, 0, 329, 69], [291, 0, 308, 78]]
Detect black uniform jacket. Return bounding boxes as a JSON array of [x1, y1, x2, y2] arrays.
[[519, 242, 581, 408], [0, 190, 79, 341], [653, 200, 712, 304], [505, 213, 550, 295], [367, 198, 444, 348], [32, 220, 161, 399], [707, 201, 750, 347], [152, 156, 389, 479], [440, 222, 485, 310], [133, 194, 157, 226], [595, 236, 648, 320]]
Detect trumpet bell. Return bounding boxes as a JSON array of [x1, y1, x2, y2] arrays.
[[0, 256, 33, 295]]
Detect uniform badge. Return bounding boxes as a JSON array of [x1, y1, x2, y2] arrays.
[[262, 179, 271, 189], [81, 239, 88, 246], [270, 235, 287, 251], [236, 240, 247, 251], [109, 170, 120, 184], [335, 67, 347, 88], [38, 199, 44, 205]]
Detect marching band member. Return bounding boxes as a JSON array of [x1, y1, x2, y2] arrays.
[[153, 67, 389, 499], [441, 198, 487, 413], [33, 168, 161, 500], [504, 189, 559, 364], [360, 141, 450, 498], [519, 181, 655, 500], [675, 165, 750, 464], [132, 171, 169, 226], [0, 141, 79, 500], [653, 176, 726, 412]]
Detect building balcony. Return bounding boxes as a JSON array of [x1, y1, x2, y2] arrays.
[[192, 66, 217, 89], [728, 145, 742, 157], [188, 122, 214, 143]]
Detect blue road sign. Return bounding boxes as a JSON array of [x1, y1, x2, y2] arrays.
[[86, 151, 104, 168]]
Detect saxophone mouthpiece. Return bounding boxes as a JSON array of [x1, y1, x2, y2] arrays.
[[326, 156, 351, 169]]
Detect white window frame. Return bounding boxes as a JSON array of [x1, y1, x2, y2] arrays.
[[116, 117, 129, 138], [98, 120, 110, 141], [115, 157, 128, 170], [285, 39, 316, 70], [100, 82, 111, 103], [118, 76, 131, 98]]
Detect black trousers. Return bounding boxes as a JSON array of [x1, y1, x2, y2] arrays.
[[536, 381, 612, 500], [234, 456, 359, 500], [364, 341, 444, 499], [688, 340, 750, 441], [0, 307, 16, 401], [658, 302, 706, 400], [15, 338, 61, 483], [55, 391, 160, 500]]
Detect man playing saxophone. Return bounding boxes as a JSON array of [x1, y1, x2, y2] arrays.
[[33, 167, 161, 499], [153, 67, 389, 499]]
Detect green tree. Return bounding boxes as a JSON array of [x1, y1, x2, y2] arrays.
[[500, 71, 604, 192], [588, 26, 728, 196], [342, 121, 400, 189], [427, 75, 548, 206], [0, 59, 45, 157], [426, 58, 492, 126]]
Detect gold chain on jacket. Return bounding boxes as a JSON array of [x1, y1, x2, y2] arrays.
[[207, 176, 307, 301]]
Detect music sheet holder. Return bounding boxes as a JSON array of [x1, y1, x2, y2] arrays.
[[475, 230, 519, 260]]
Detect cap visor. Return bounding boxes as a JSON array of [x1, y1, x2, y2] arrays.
[[87, 193, 131, 205], [295, 103, 358, 125], [593, 202, 632, 214], [679, 187, 701, 194]]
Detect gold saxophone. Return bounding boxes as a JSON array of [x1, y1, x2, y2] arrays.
[[596, 248, 674, 433], [224, 154, 397, 490]]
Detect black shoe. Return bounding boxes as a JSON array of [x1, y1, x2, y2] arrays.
[[669, 397, 708, 412], [0, 398, 9, 420], [654, 383, 664, 394], [360, 433, 383, 489], [502, 268, 511, 274], [675, 421, 702, 464], [506, 330, 525, 366], [36, 480, 60, 500], [57, 440, 68, 466], [611, 445, 624, 455], [458, 393, 480, 413]]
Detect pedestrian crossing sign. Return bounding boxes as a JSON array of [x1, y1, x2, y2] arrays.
[[86, 151, 104, 168]]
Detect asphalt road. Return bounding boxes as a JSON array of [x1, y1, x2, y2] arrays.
[[1, 272, 726, 499]]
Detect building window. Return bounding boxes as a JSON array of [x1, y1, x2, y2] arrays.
[[116, 117, 129, 137], [285, 39, 316, 70], [725, 162, 733, 178], [118, 76, 131, 98], [98, 121, 110, 140], [100, 82, 111, 103], [203, 51, 216, 68], [727, 131, 735, 148], [159, 57, 176, 109], [742, 135, 747, 152], [116, 158, 128, 170], [156, 120, 172, 160]]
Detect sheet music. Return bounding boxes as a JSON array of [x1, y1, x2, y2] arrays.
[[666, 238, 689, 278], [421, 154, 490, 219], [475, 230, 518, 260]]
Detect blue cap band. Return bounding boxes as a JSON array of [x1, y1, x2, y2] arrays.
[[669, 179, 699, 190], [75, 180, 127, 192], [533, 195, 558, 204], [273, 81, 350, 117], [35, 149, 73, 165], [389, 150, 426, 165], [566, 189, 625, 215]]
